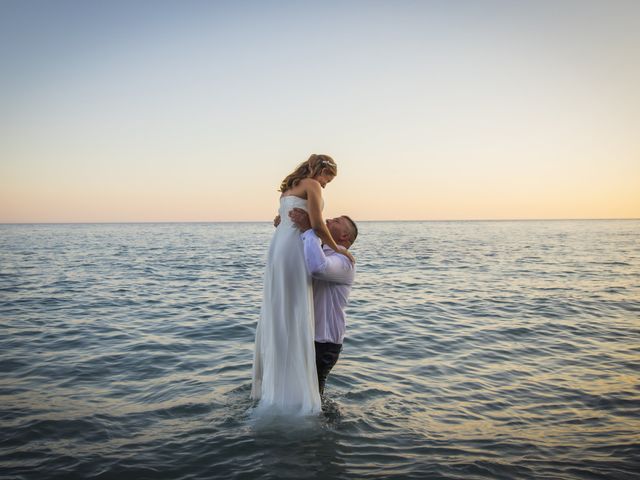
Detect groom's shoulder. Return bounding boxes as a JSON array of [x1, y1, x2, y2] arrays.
[[334, 250, 356, 270]]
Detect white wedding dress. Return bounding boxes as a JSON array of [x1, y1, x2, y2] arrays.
[[251, 196, 322, 415]]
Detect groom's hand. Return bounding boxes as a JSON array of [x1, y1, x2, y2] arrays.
[[289, 208, 312, 232], [273, 215, 281, 228]]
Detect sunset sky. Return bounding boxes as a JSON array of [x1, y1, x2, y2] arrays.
[[1, 0, 638, 222]]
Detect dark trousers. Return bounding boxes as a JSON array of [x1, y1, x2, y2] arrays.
[[315, 341, 342, 395]]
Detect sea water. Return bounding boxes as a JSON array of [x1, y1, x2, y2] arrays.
[[1, 220, 639, 479]]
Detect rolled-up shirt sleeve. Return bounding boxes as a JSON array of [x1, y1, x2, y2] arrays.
[[301, 230, 355, 285]]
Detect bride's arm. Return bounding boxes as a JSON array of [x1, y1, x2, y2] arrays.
[[304, 179, 355, 263]]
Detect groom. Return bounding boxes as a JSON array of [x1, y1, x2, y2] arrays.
[[287, 208, 358, 395]]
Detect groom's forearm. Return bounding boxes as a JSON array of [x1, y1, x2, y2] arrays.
[[301, 230, 327, 275]]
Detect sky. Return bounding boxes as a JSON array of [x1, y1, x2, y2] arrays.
[[1, 0, 638, 222]]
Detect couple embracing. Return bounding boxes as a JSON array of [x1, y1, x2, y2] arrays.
[[251, 154, 358, 415]]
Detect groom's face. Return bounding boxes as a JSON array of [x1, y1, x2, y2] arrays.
[[326, 217, 351, 245]]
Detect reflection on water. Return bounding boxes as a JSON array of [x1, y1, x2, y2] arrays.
[[1, 220, 639, 479]]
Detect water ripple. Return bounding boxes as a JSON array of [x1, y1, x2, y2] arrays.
[[1, 221, 639, 479]]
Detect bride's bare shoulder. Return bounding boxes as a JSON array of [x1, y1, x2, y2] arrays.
[[299, 178, 321, 189], [281, 178, 320, 199]]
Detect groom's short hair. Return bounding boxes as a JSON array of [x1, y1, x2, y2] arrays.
[[343, 216, 358, 245]]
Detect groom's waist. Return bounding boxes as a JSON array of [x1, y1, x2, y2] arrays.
[[314, 316, 346, 344]]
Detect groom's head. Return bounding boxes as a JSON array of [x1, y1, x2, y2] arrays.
[[327, 216, 358, 249]]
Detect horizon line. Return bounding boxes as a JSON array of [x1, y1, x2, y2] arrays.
[[1, 217, 639, 225]]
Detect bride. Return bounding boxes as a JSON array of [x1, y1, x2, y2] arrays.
[[251, 154, 354, 415]]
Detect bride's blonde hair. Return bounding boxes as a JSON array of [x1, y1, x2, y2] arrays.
[[279, 154, 337, 193]]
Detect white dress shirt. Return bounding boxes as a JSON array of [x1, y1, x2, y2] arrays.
[[301, 229, 355, 344]]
